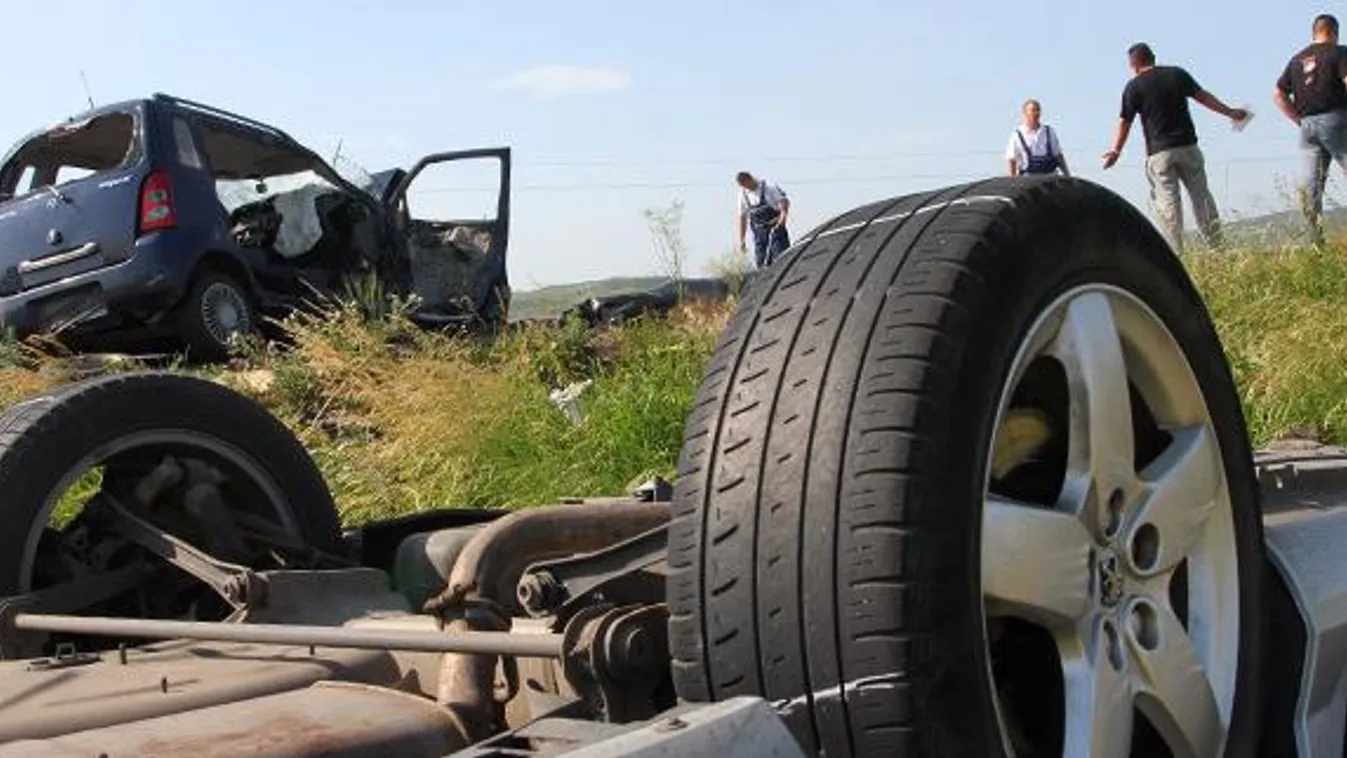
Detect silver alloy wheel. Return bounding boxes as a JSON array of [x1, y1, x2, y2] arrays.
[[981, 284, 1239, 757], [200, 281, 251, 347], [18, 429, 298, 594]]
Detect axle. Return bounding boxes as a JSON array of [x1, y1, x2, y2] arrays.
[[9, 612, 565, 658]]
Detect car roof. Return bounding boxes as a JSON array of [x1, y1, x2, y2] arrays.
[[17, 93, 302, 149], [0, 93, 368, 198]]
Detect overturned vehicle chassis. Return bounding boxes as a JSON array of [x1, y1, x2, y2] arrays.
[[0, 496, 699, 756], [5, 177, 1347, 757]]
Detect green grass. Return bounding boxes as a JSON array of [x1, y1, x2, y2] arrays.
[[1186, 245, 1347, 445], [4, 242, 1347, 527]]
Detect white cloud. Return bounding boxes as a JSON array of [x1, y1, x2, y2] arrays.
[[491, 65, 631, 99]]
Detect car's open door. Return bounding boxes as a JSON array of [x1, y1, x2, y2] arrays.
[[384, 147, 511, 327]]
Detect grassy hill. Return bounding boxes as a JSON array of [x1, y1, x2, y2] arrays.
[[1212, 206, 1347, 248], [509, 276, 672, 322]]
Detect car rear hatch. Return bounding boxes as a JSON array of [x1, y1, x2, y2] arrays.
[[0, 105, 150, 313]]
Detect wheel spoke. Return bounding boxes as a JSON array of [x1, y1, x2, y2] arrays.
[[1051, 292, 1136, 518], [1061, 618, 1135, 758], [1127, 600, 1223, 758], [1125, 426, 1221, 577], [983, 496, 1093, 626]]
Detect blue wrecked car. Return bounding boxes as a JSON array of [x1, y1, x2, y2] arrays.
[[0, 93, 511, 358]]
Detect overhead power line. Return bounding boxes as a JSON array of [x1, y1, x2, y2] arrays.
[[411, 152, 1303, 195], [512, 150, 1304, 169], [523, 148, 1006, 167], [417, 172, 987, 194]]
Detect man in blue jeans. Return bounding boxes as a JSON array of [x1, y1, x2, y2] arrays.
[[1275, 13, 1347, 245]]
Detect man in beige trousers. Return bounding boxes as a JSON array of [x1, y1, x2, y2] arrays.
[[1102, 43, 1249, 253]]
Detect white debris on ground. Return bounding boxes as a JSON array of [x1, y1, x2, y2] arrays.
[[549, 379, 594, 426]]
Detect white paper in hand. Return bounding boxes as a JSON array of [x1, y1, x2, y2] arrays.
[[1232, 106, 1255, 132]]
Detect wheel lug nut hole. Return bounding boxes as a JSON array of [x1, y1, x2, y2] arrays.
[[1131, 523, 1160, 571], [1105, 489, 1125, 537], [1130, 602, 1160, 651], [1103, 620, 1124, 671]]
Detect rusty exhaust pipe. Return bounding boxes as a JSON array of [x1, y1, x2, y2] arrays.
[[427, 500, 669, 739]]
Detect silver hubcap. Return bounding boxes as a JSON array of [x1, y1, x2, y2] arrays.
[[200, 282, 251, 346], [981, 285, 1238, 757]]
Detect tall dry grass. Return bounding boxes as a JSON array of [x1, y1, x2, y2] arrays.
[[218, 299, 728, 523]]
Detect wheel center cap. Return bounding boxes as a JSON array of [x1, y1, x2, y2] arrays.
[[1097, 549, 1125, 608]]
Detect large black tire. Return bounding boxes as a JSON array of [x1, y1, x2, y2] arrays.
[[0, 372, 342, 597], [666, 177, 1265, 756]]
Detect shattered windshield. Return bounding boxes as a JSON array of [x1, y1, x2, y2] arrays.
[[329, 152, 377, 196], [216, 170, 343, 214], [215, 156, 380, 213], [199, 122, 379, 212]]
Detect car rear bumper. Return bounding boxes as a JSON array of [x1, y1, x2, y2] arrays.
[[0, 234, 192, 336]]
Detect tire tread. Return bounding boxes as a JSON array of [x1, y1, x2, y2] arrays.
[[670, 177, 1266, 756]]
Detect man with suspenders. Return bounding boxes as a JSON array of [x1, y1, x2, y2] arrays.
[[735, 171, 792, 268], [1006, 99, 1071, 177]]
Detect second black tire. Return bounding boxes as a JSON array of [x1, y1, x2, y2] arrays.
[[0, 372, 342, 598], [665, 177, 1265, 756]]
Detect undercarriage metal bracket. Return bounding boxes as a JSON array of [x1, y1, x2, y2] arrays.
[[24, 642, 100, 671], [560, 603, 670, 724], [518, 525, 668, 619], [97, 492, 262, 612]]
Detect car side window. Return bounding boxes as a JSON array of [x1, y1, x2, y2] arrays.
[[11, 166, 35, 196], [55, 166, 94, 185], [173, 118, 204, 170]]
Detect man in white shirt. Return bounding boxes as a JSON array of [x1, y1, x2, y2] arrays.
[[735, 171, 791, 268], [1006, 99, 1071, 177]]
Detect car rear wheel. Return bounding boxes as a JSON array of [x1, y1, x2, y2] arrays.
[[666, 177, 1266, 756], [0, 372, 343, 656], [180, 269, 256, 360]]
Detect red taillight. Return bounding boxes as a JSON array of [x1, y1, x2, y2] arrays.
[[138, 170, 177, 234]]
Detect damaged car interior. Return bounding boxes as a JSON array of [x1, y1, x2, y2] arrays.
[[180, 99, 515, 330], [207, 125, 390, 298]]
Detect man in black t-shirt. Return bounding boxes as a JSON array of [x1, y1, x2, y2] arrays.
[[1274, 14, 1347, 244], [1102, 43, 1249, 253]]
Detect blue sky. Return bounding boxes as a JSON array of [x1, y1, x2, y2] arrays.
[[1, 1, 1332, 288]]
